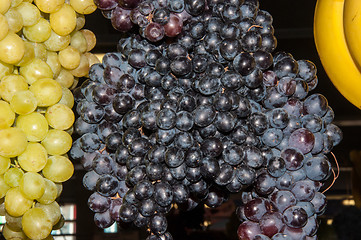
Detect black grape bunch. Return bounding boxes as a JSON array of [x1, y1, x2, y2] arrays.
[[70, 0, 342, 239]]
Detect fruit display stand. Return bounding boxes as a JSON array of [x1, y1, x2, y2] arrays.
[[1, 0, 361, 240]]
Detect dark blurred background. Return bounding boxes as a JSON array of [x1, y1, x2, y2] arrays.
[[9, 1, 361, 240]]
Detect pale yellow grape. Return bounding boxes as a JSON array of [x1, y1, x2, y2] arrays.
[[55, 68, 74, 88], [36, 178, 57, 204], [0, 60, 13, 80], [0, 74, 28, 102], [69, 53, 89, 77], [0, 156, 10, 175], [58, 45, 81, 70], [44, 30, 70, 51], [55, 182, 62, 198], [43, 155, 74, 183], [18, 142, 48, 172], [46, 51, 61, 78], [5, 211, 23, 232], [0, 14, 9, 41], [35, 201, 61, 225], [22, 207, 52, 239], [19, 172, 45, 200], [58, 87, 74, 108], [75, 13, 85, 31], [31, 42, 47, 61], [0, 32, 25, 64], [0, 128, 28, 158], [4, 8, 23, 33], [2, 224, 28, 240], [0, 198, 5, 216], [4, 168, 24, 188], [15, 41, 35, 67], [15, 2, 40, 27], [0, 100, 15, 129], [84, 52, 100, 67], [29, 78, 62, 106], [70, 30, 87, 53], [70, 76, 79, 90], [23, 18, 52, 43], [45, 103, 74, 130], [42, 129, 72, 155], [10, 90, 37, 115], [5, 187, 33, 217], [50, 4, 77, 36], [81, 29, 96, 52], [16, 112, 48, 142], [70, 0, 96, 14], [65, 125, 73, 135], [0, 0, 11, 14], [35, 0, 64, 13], [11, 0, 23, 8], [0, 175, 10, 198], [52, 214, 64, 230], [19, 58, 53, 84]]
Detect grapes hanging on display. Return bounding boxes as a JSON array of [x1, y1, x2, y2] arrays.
[[70, 0, 343, 239]]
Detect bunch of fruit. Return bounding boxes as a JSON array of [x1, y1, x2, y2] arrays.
[[71, 0, 342, 239], [0, 0, 99, 239]]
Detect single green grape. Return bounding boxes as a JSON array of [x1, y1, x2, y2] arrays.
[[22, 207, 52, 239], [5, 187, 33, 217], [19, 172, 46, 200], [36, 178, 57, 204], [42, 155, 74, 183], [16, 112, 49, 142], [41, 129, 72, 156], [18, 142, 48, 172], [4, 167, 24, 188], [0, 127, 28, 158]]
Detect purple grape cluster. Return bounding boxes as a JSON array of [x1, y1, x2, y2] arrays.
[[70, 0, 342, 239], [94, 0, 195, 42], [232, 52, 342, 240]]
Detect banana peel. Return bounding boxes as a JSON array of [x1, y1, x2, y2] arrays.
[[314, 0, 361, 109]]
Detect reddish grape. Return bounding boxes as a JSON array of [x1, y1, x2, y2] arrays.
[[244, 198, 271, 222], [145, 23, 165, 42], [259, 212, 284, 237], [237, 220, 262, 240], [164, 14, 183, 37], [288, 128, 315, 154], [280, 147, 304, 171], [111, 7, 134, 32], [94, 0, 118, 10]]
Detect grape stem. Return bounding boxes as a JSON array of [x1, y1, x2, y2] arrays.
[[322, 152, 340, 193], [247, 25, 263, 32], [111, 193, 121, 199], [98, 146, 107, 154]]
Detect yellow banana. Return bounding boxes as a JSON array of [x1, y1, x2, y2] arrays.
[[314, 0, 361, 109], [344, 0, 361, 70]]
